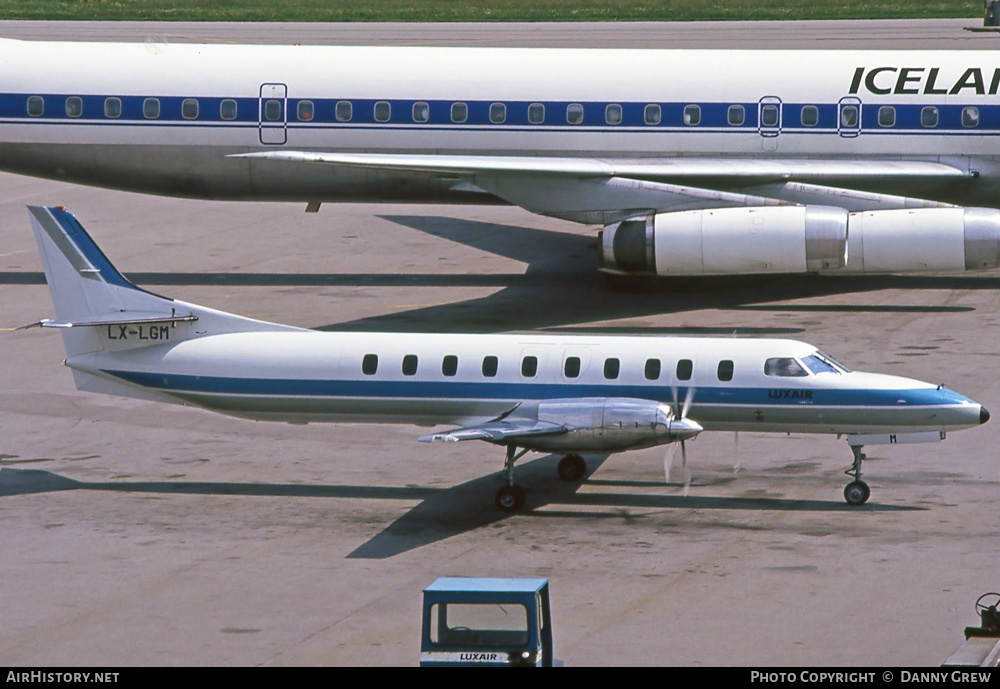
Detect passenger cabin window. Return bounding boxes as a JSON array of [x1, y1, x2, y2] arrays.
[[605, 104, 623, 125], [104, 97, 121, 119], [840, 106, 858, 128], [760, 104, 779, 127], [65, 97, 82, 118], [521, 356, 538, 378], [450, 102, 467, 123], [644, 358, 661, 381], [374, 101, 391, 122], [921, 106, 939, 127], [264, 99, 282, 121], [220, 99, 238, 120], [442, 355, 458, 377], [26, 96, 44, 117], [801, 105, 819, 127], [528, 103, 545, 124], [717, 360, 734, 382], [603, 358, 620, 380], [412, 102, 430, 123], [564, 356, 581, 378], [362, 354, 378, 375], [482, 356, 499, 377], [963, 106, 980, 128], [182, 98, 199, 120], [566, 103, 584, 125], [683, 104, 701, 126], [402, 354, 418, 376], [764, 357, 808, 377], [644, 104, 661, 125], [878, 105, 895, 127], [728, 104, 745, 126], [489, 103, 506, 124], [676, 359, 693, 381], [143, 98, 160, 119], [297, 100, 314, 121], [336, 100, 353, 122]]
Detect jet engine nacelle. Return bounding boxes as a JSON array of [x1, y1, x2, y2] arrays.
[[513, 397, 680, 453], [600, 205, 849, 276]]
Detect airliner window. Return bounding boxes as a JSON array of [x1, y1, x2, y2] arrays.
[[764, 357, 808, 377], [336, 100, 353, 122], [728, 104, 745, 126], [528, 103, 545, 124], [801, 355, 839, 375], [482, 356, 499, 377], [683, 104, 701, 126], [564, 357, 581, 378], [490, 103, 506, 124], [402, 354, 418, 376], [104, 97, 121, 119], [761, 104, 779, 127], [264, 99, 282, 121], [921, 106, 939, 127], [182, 98, 199, 120], [412, 102, 429, 123], [362, 354, 378, 375], [801, 105, 819, 127], [644, 104, 661, 125], [220, 99, 238, 120], [143, 98, 160, 119], [676, 359, 693, 381], [840, 106, 858, 128], [297, 100, 314, 121], [450, 102, 468, 123], [644, 358, 661, 380], [26, 96, 44, 117], [606, 104, 623, 125], [603, 358, 620, 379], [521, 356, 538, 378], [718, 360, 734, 382], [566, 103, 584, 125], [442, 355, 458, 377], [65, 97, 82, 118], [374, 101, 391, 122], [878, 106, 895, 127], [963, 106, 980, 128]]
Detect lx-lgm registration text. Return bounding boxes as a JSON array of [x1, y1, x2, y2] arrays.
[[107, 324, 172, 341], [6, 672, 120, 683]]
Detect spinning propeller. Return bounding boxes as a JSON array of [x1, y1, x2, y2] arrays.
[[663, 384, 703, 495]]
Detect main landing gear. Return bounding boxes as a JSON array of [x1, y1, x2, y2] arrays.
[[494, 448, 588, 512], [843, 444, 871, 506]]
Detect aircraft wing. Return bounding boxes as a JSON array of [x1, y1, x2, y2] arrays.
[[419, 418, 567, 444], [234, 151, 967, 223]]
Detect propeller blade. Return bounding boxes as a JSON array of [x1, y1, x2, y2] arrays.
[[681, 385, 695, 420], [681, 439, 691, 497], [733, 431, 741, 473]]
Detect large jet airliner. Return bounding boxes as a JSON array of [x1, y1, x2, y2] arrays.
[[3, 39, 1000, 278], [22, 206, 989, 510]]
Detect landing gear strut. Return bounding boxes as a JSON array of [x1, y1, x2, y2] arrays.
[[495, 444, 529, 512], [843, 444, 871, 506]]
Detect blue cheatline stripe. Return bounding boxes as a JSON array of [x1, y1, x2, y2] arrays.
[[101, 369, 972, 408], [47, 206, 136, 290]]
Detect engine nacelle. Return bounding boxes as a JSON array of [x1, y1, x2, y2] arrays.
[[601, 205, 848, 276], [839, 207, 1000, 273], [512, 397, 681, 453]]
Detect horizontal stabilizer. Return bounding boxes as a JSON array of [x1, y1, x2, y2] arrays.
[[19, 313, 197, 330]]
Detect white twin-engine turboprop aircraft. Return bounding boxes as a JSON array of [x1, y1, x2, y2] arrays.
[[5, 40, 1000, 278], [23, 206, 989, 510]]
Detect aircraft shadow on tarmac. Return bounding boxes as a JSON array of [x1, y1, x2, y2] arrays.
[[0, 460, 920, 559]]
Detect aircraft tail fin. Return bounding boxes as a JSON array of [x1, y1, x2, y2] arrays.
[[25, 205, 300, 359]]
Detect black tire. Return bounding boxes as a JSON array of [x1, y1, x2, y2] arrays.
[[843, 480, 871, 506], [495, 484, 525, 512], [557, 454, 586, 481]]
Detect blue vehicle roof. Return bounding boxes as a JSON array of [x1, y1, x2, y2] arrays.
[[424, 577, 548, 595]]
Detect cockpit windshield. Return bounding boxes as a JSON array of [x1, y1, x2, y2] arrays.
[[766, 351, 851, 377], [812, 350, 851, 373], [764, 357, 808, 377]]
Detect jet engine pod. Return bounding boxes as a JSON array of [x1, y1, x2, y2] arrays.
[[841, 207, 1000, 273], [600, 206, 848, 276]]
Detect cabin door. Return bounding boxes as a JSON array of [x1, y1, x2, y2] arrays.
[[259, 83, 288, 145]]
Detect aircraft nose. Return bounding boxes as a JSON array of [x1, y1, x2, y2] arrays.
[[981, 406, 991, 425]]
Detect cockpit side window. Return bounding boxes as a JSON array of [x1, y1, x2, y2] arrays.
[[764, 357, 808, 377]]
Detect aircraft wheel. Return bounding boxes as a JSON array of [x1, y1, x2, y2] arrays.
[[844, 480, 871, 506], [557, 454, 586, 481], [495, 485, 525, 512]]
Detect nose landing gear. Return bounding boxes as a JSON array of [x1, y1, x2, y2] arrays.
[[844, 444, 871, 506]]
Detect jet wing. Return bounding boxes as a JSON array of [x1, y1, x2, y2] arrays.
[[233, 152, 967, 223]]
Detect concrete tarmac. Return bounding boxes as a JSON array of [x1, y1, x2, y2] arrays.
[[1, 21, 999, 668]]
